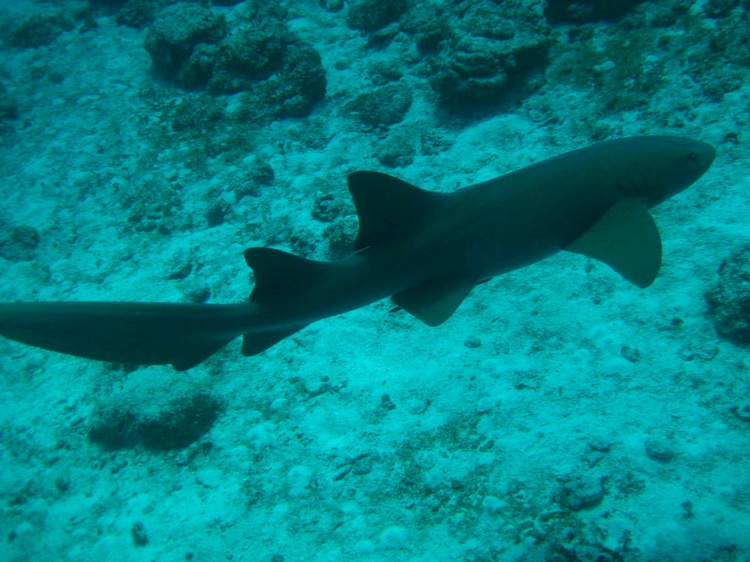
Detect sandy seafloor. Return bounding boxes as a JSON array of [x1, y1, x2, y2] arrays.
[[0, 1, 749, 561]]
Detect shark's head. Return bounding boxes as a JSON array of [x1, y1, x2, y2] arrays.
[[618, 136, 716, 208]]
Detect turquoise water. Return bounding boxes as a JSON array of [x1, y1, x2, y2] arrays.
[[0, 1, 748, 561]]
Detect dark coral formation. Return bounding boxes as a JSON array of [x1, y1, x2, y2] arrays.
[[9, 13, 76, 48], [403, 1, 549, 112], [0, 226, 41, 262], [544, 0, 647, 23], [399, 2, 449, 53], [142, 2, 325, 117], [169, 93, 224, 132], [704, 0, 741, 18], [312, 193, 347, 223], [702, 8, 750, 67], [347, 0, 409, 32], [324, 216, 359, 260], [213, 19, 289, 90], [261, 41, 327, 118], [144, 3, 227, 79], [706, 245, 750, 346], [342, 1, 550, 115], [430, 2, 547, 107], [115, 0, 169, 29], [538, 0, 736, 117], [376, 129, 415, 167], [137, 393, 219, 450], [320, 0, 344, 13], [347, 83, 413, 127], [0, 84, 19, 121], [89, 390, 221, 451]]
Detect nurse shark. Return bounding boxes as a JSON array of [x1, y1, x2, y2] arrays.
[[0, 136, 715, 370]]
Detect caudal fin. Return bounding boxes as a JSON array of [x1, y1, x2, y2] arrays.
[[0, 301, 248, 371]]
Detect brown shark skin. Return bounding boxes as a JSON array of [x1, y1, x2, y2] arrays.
[[0, 136, 715, 370]]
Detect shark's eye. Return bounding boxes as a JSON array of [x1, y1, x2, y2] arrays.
[[688, 152, 699, 162]]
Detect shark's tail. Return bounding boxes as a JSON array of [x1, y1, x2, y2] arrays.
[[0, 301, 251, 371], [0, 247, 334, 370]]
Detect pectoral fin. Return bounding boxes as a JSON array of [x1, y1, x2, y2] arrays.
[[392, 277, 476, 327], [564, 199, 662, 288]]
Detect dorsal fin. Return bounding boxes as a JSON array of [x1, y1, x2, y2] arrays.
[[563, 198, 662, 288], [347, 171, 450, 251], [244, 247, 328, 301]]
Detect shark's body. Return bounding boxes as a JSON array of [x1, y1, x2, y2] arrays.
[[0, 136, 715, 370]]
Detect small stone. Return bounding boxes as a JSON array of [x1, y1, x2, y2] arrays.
[[287, 465, 313, 497], [681, 500, 694, 518], [464, 335, 482, 348], [405, 398, 428, 415], [246, 422, 275, 451], [476, 397, 496, 414], [195, 469, 222, 489], [620, 345, 639, 362], [378, 525, 408, 549], [593, 60, 617, 73], [248, 158, 274, 186], [588, 438, 612, 452], [185, 284, 211, 303], [55, 475, 71, 492], [269, 398, 288, 412], [380, 394, 396, 411], [376, 130, 415, 167], [680, 343, 719, 362], [305, 380, 330, 397], [205, 202, 232, 226], [584, 451, 606, 468], [563, 477, 604, 511], [730, 404, 750, 422], [165, 248, 194, 280], [645, 435, 675, 461], [332, 466, 351, 482], [347, 83, 412, 127], [131, 521, 148, 546], [482, 495, 509, 514], [352, 455, 373, 475]]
